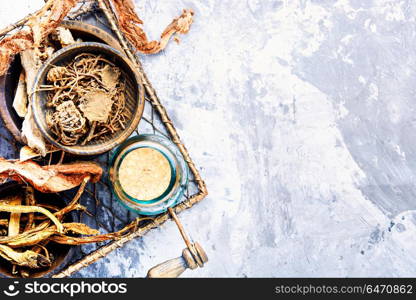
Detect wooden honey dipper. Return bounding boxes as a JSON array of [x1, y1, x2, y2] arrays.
[[147, 207, 208, 278]]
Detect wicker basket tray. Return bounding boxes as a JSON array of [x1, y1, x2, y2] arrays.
[[0, 1, 207, 278]]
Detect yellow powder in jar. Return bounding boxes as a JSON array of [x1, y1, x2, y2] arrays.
[[118, 148, 172, 200]]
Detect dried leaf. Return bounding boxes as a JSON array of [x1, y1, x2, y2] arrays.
[[0, 0, 78, 76], [45, 162, 102, 183], [0, 157, 102, 193], [79, 90, 113, 123], [26, 0, 78, 48], [101, 64, 120, 91]]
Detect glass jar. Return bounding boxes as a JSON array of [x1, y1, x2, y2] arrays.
[[109, 134, 189, 215]]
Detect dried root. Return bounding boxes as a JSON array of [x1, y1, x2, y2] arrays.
[[42, 53, 129, 146], [23, 186, 35, 231], [0, 157, 102, 193], [0, 204, 64, 233], [1, 223, 98, 248], [0, 245, 51, 268], [110, 0, 194, 54], [0, 0, 78, 76], [0, 167, 144, 276], [20, 47, 51, 156], [7, 195, 22, 237], [19, 145, 59, 162], [0, 0, 195, 76], [50, 218, 139, 245]]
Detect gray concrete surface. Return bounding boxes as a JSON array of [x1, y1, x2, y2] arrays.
[[1, 0, 416, 277]]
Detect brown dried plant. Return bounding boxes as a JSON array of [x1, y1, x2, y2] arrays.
[[110, 0, 194, 54], [0, 157, 102, 193], [0, 160, 145, 276], [0, 0, 78, 75], [0, 0, 195, 75], [42, 53, 129, 146]]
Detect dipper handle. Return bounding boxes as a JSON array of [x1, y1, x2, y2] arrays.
[[147, 243, 208, 278], [147, 253, 188, 278]]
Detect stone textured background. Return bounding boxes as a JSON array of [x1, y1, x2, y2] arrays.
[[1, 0, 416, 277]]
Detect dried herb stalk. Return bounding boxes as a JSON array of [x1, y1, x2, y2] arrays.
[[0, 204, 64, 233], [7, 196, 22, 237], [0, 245, 50, 268]]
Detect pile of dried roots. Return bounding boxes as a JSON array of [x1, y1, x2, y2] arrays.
[[0, 158, 141, 277], [43, 53, 129, 145], [0, 0, 195, 77]]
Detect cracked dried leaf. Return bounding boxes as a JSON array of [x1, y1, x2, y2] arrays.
[[79, 90, 113, 123], [101, 64, 120, 91]]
